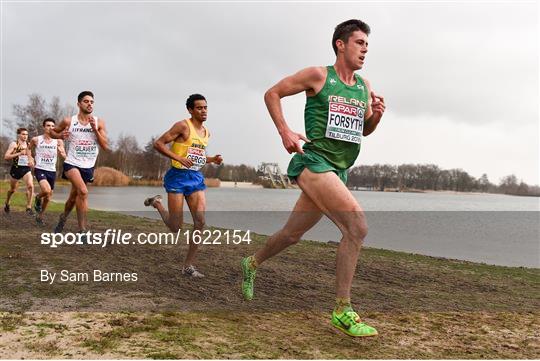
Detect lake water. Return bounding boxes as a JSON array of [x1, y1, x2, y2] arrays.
[[53, 186, 540, 268]]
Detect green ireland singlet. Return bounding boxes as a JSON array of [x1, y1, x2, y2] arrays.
[[287, 66, 369, 184]]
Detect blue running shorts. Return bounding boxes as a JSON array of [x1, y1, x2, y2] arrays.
[[163, 167, 206, 195]]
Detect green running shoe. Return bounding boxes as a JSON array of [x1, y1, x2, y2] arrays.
[[331, 307, 378, 337], [241, 257, 256, 300]]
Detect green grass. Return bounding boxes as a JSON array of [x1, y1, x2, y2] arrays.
[[81, 337, 118, 354], [146, 351, 181, 359], [0, 312, 25, 331], [1, 182, 539, 359], [35, 322, 68, 331]]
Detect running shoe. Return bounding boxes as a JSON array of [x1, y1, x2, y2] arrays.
[[144, 195, 162, 207], [34, 196, 42, 213], [54, 214, 67, 233], [26, 208, 34, 216], [182, 265, 205, 278], [4, 204, 10, 213], [36, 216, 44, 226], [241, 257, 257, 300], [331, 306, 378, 337], [78, 231, 90, 245]]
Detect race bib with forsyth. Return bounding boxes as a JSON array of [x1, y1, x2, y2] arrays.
[[73, 139, 98, 160], [17, 155, 29, 166], [186, 146, 206, 171], [325, 97, 364, 144]]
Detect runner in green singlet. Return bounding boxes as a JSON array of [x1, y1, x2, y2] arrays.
[[241, 19, 386, 337]]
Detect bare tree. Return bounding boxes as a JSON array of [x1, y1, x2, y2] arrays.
[[478, 174, 490, 193], [115, 134, 141, 176], [1, 135, 12, 178], [3, 94, 74, 138], [499, 174, 519, 194], [141, 136, 168, 179]]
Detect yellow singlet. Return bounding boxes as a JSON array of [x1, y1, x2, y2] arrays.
[[170, 118, 209, 171]]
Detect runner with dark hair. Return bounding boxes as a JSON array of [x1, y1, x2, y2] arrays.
[[50, 91, 109, 235], [4, 127, 34, 215], [30, 118, 66, 225], [241, 19, 386, 337], [144, 93, 223, 278]]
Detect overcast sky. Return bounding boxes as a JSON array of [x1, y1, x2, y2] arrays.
[[1, 1, 538, 184]]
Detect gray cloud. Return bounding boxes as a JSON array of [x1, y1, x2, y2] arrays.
[[2, 2, 538, 183]]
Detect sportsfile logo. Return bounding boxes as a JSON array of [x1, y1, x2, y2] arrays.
[[41, 230, 133, 248], [40, 229, 252, 248]]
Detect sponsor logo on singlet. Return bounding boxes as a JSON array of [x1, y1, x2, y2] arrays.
[[325, 95, 365, 144], [186, 143, 206, 171]]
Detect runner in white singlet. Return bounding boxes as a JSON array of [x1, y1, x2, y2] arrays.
[[30, 118, 66, 225], [3, 127, 35, 215], [49, 91, 109, 236]]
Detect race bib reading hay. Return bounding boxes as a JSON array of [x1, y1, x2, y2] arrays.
[[186, 146, 206, 171], [37, 153, 55, 165], [36, 152, 56, 171], [17, 155, 29, 166], [325, 96, 364, 144]]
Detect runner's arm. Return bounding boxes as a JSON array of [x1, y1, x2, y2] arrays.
[[4, 142, 20, 160], [154, 121, 193, 168], [27, 138, 36, 167], [57, 139, 67, 159], [206, 154, 223, 165], [29, 137, 38, 156], [26, 146, 35, 168], [362, 78, 386, 136], [93, 118, 110, 151], [264, 67, 325, 154], [49, 117, 70, 139]]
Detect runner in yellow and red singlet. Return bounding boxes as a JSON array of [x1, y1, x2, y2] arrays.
[[144, 94, 223, 278]]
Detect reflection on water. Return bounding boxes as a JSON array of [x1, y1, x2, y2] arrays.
[[53, 186, 540, 268]]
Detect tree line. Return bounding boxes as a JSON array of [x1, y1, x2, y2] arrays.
[[1, 94, 538, 196], [0, 94, 258, 182], [346, 164, 539, 196], [93, 133, 258, 182]]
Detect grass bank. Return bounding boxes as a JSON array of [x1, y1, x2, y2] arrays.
[[0, 188, 538, 359]]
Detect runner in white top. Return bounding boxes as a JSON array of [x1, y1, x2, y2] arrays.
[[49, 91, 109, 235], [29, 118, 66, 225], [64, 114, 100, 168], [3, 127, 35, 215]]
